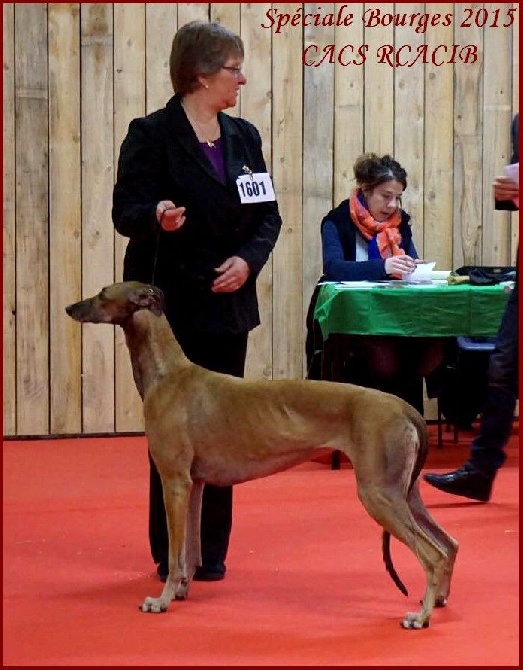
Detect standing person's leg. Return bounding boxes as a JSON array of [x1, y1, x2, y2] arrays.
[[424, 282, 518, 501], [151, 326, 248, 581], [468, 283, 518, 473], [148, 451, 169, 572], [187, 331, 248, 580]]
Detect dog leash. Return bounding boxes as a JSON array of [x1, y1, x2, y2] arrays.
[[151, 230, 161, 286]]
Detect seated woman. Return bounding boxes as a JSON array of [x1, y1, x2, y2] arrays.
[[318, 152, 445, 415]]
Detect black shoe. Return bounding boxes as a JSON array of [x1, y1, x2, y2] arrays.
[[423, 463, 494, 502], [157, 561, 168, 583], [193, 563, 226, 581]]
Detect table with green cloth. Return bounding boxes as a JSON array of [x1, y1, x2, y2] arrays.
[[313, 281, 510, 382]]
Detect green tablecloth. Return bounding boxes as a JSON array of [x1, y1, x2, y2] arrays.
[[314, 282, 510, 339]]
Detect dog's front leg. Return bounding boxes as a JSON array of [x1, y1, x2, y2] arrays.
[[140, 475, 191, 613]]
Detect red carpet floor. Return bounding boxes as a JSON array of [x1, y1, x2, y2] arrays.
[[3, 424, 519, 666]]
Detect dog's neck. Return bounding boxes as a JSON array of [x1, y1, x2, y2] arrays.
[[123, 310, 191, 398]]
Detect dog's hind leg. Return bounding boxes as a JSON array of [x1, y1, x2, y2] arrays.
[[140, 474, 191, 613], [175, 481, 203, 600], [408, 482, 458, 607], [357, 485, 448, 629], [399, 522, 450, 629]]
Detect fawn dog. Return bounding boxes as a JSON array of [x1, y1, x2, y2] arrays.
[[65, 281, 458, 629]]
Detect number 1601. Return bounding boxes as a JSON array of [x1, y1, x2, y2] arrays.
[[238, 180, 267, 198]]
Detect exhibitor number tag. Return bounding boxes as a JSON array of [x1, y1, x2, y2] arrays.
[[236, 172, 276, 203]]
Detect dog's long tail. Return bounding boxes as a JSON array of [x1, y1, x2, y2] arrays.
[[382, 531, 408, 596], [381, 409, 429, 597]]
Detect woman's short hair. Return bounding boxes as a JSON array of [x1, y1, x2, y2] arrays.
[[169, 21, 244, 95], [353, 153, 408, 191]]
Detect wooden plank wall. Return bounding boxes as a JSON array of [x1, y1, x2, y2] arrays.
[[3, 3, 519, 437]]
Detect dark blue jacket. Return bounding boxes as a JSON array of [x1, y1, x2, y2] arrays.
[[321, 199, 417, 281]]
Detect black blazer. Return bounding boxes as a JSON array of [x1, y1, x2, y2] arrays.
[[112, 94, 282, 334]]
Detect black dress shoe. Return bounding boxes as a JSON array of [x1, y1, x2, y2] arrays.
[[193, 563, 226, 581], [423, 463, 494, 502]]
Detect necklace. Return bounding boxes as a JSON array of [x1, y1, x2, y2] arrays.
[[181, 102, 219, 148]]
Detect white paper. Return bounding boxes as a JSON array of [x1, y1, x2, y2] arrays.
[[504, 162, 519, 185], [402, 261, 436, 283]]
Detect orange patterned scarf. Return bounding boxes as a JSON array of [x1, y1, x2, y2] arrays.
[[349, 189, 404, 259]]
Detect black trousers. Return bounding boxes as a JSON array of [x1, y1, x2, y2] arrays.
[[470, 278, 518, 475], [148, 328, 248, 568]]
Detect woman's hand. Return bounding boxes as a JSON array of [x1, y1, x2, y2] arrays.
[[384, 255, 417, 277], [212, 256, 250, 293], [156, 200, 186, 232]]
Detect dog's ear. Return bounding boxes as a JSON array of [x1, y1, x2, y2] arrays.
[[133, 285, 165, 316]]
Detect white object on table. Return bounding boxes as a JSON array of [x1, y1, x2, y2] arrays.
[[402, 261, 436, 283]]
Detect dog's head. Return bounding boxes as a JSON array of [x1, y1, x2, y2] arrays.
[[65, 282, 165, 325]]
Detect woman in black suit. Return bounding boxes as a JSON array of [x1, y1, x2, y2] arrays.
[[112, 21, 282, 582]]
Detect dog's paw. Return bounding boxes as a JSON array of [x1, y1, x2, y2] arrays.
[[401, 612, 430, 629], [139, 596, 168, 613]]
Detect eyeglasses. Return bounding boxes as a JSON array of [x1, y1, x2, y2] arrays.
[[221, 65, 243, 77]]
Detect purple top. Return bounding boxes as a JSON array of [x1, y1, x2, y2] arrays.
[[200, 138, 226, 184]]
